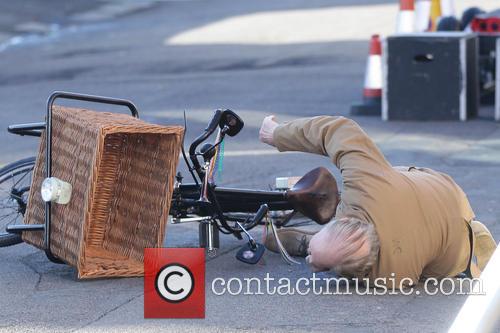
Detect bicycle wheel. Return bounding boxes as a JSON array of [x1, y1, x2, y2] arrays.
[[0, 157, 36, 247]]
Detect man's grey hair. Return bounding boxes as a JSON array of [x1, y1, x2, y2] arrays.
[[328, 217, 380, 279]]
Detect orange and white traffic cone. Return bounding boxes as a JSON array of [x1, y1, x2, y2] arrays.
[[430, 0, 442, 31], [396, 0, 415, 33], [351, 35, 383, 116], [415, 0, 431, 32]]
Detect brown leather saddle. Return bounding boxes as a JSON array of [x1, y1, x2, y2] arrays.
[[286, 167, 340, 225]]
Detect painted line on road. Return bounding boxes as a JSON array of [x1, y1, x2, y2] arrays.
[[179, 149, 298, 158], [166, 4, 398, 45], [144, 110, 298, 128]]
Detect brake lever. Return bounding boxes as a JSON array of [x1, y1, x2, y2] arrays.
[[201, 125, 228, 160]]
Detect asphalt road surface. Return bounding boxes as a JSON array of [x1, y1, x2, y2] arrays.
[[0, 1, 499, 332]]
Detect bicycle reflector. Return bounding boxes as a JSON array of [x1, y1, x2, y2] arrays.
[[41, 177, 72, 204], [471, 17, 500, 33]]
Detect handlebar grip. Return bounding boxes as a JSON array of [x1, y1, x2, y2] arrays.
[[204, 109, 222, 132]]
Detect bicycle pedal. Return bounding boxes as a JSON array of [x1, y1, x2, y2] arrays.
[[235, 242, 265, 264]]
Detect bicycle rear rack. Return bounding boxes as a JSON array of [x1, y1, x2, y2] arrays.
[[6, 91, 139, 263]]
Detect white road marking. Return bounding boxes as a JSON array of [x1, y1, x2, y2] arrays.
[[178, 149, 297, 158], [165, 1, 497, 46], [224, 149, 295, 157], [144, 109, 298, 128], [166, 4, 397, 45]]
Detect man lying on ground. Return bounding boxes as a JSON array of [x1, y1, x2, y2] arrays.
[[259, 115, 497, 288]]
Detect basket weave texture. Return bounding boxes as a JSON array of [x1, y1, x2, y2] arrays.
[[23, 106, 184, 279]]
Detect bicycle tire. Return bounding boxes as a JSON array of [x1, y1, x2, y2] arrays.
[[0, 156, 36, 247]]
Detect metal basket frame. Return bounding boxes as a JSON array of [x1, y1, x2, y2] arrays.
[[6, 91, 139, 263]]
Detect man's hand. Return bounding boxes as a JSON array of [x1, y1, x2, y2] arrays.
[[259, 115, 279, 147]]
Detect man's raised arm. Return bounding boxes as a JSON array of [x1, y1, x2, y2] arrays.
[[260, 115, 391, 172]]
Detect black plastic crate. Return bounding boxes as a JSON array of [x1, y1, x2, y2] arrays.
[[383, 32, 479, 121]]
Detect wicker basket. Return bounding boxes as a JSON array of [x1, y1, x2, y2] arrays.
[[23, 106, 184, 279]]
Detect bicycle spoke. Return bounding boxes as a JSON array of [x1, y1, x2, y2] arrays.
[[0, 204, 20, 210], [0, 161, 34, 234], [12, 169, 31, 188], [4, 213, 21, 226], [0, 211, 18, 221], [0, 187, 24, 200], [0, 208, 22, 230]]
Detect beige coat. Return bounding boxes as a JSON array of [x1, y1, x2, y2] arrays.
[[273, 116, 474, 286]]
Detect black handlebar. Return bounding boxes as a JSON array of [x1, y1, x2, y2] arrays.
[[204, 109, 223, 133], [188, 110, 223, 178], [7, 122, 45, 137]]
